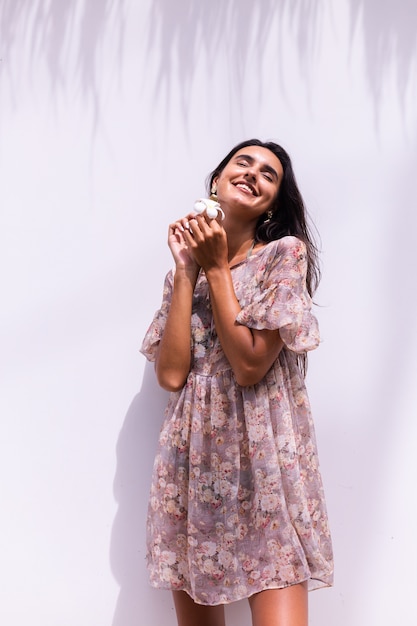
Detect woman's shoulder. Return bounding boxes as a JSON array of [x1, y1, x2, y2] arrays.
[[257, 236, 306, 258]]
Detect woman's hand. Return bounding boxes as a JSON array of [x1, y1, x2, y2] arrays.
[[157, 212, 206, 392], [182, 212, 228, 272], [168, 214, 201, 274]]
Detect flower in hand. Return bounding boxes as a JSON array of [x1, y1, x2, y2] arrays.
[[193, 198, 225, 221]]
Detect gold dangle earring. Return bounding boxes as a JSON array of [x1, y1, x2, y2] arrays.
[[264, 210, 273, 223], [210, 183, 218, 202]]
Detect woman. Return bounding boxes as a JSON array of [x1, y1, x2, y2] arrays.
[[141, 139, 333, 626]]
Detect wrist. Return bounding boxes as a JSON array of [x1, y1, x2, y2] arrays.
[[204, 264, 229, 281], [174, 265, 199, 286]]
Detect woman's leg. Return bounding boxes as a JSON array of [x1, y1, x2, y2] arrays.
[[172, 591, 226, 626], [248, 583, 308, 626]]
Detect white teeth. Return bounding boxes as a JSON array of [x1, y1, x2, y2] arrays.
[[237, 183, 254, 194]]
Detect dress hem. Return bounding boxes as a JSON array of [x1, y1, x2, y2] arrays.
[[148, 576, 333, 606]]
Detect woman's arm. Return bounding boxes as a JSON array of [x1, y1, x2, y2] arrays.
[[154, 219, 200, 392], [205, 267, 284, 386], [184, 214, 283, 387], [155, 268, 198, 391]]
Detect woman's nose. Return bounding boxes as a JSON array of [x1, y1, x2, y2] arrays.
[[244, 167, 257, 181]]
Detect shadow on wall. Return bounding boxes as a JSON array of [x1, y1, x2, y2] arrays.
[[145, 0, 324, 124], [1, 0, 416, 120], [3, 1, 416, 623], [110, 362, 176, 626], [110, 363, 252, 625], [145, 0, 417, 121], [349, 0, 417, 114], [0, 0, 125, 129]]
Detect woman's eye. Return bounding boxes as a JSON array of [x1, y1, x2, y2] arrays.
[[263, 173, 273, 182], [237, 160, 248, 167]]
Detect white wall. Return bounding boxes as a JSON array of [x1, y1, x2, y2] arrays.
[[1, 1, 416, 624]]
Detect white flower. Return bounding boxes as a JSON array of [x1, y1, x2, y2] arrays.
[[260, 493, 279, 511], [262, 564, 276, 579], [165, 483, 179, 497], [203, 558, 216, 574], [212, 412, 227, 428], [160, 550, 177, 565], [200, 541, 217, 556], [150, 496, 159, 511], [218, 549, 235, 569], [248, 422, 266, 442]]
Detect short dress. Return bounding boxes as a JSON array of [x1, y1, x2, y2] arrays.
[[140, 236, 334, 606]]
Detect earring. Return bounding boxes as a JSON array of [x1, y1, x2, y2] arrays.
[[210, 183, 218, 201], [264, 210, 273, 223]]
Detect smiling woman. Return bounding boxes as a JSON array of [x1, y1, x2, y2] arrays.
[[212, 146, 284, 248], [207, 140, 321, 303], [140, 139, 333, 626]]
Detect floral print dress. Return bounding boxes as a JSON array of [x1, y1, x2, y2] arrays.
[[140, 236, 334, 606]]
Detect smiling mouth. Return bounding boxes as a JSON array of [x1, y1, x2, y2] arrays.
[[235, 182, 257, 196]]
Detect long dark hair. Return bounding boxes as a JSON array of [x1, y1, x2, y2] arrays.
[[207, 139, 321, 297]]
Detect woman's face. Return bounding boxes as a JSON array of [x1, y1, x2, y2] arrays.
[[214, 145, 283, 219]]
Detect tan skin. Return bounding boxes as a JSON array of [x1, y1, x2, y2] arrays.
[[155, 146, 308, 626]]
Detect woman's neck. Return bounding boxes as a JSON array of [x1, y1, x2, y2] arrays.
[[226, 229, 256, 266]]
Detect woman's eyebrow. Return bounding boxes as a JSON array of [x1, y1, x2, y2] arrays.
[[235, 154, 279, 180], [263, 164, 279, 180]]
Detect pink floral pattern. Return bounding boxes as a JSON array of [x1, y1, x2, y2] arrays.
[[141, 236, 333, 605]]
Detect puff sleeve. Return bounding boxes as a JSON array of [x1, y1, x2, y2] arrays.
[[235, 237, 320, 353], [140, 270, 173, 362]]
